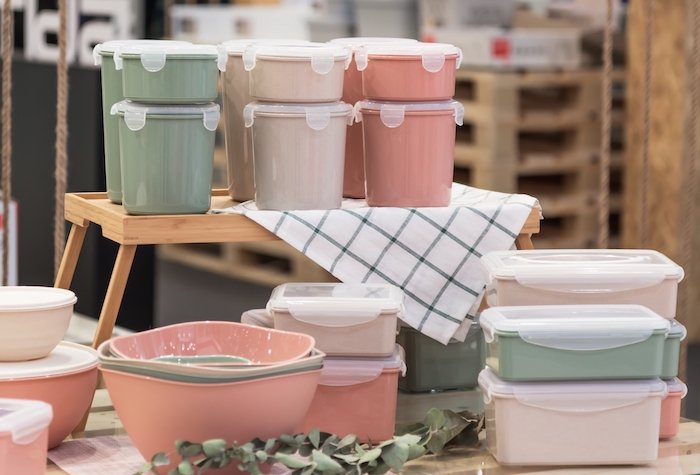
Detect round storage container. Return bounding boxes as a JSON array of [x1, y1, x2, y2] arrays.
[[114, 44, 219, 103], [112, 101, 220, 215], [217, 39, 311, 202], [330, 37, 418, 199], [93, 40, 192, 204], [242, 43, 351, 102], [356, 99, 464, 207], [0, 399, 53, 475], [355, 42, 462, 101], [660, 378, 687, 439], [244, 102, 353, 210]]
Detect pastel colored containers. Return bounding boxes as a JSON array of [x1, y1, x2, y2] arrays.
[[355, 43, 462, 101], [267, 283, 404, 357], [298, 345, 406, 442], [112, 101, 220, 215], [479, 368, 666, 465], [660, 378, 687, 439], [356, 100, 464, 207], [244, 102, 353, 210], [0, 399, 52, 475], [662, 320, 687, 379], [480, 249, 685, 320], [480, 305, 670, 381], [242, 43, 351, 103]]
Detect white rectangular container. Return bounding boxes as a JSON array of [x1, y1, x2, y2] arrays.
[[480, 249, 684, 320], [0, 399, 53, 475], [479, 368, 666, 465], [267, 283, 404, 357]]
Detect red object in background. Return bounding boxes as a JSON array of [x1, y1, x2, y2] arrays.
[[421, 33, 436, 43], [492, 37, 511, 60]]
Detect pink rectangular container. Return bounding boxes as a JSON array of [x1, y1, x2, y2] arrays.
[[356, 100, 464, 207], [0, 399, 53, 475], [660, 378, 687, 439], [298, 345, 405, 442]]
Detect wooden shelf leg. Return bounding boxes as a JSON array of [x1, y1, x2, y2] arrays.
[[54, 224, 89, 289], [515, 234, 535, 250]]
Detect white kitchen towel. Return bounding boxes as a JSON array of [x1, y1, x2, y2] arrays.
[[214, 184, 539, 344], [47, 436, 146, 475]]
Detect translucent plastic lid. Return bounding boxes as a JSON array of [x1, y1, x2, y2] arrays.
[[217, 39, 311, 70], [668, 319, 687, 339], [240, 309, 273, 328], [242, 43, 351, 74], [479, 368, 667, 412], [111, 100, 220, 132], [0, 399, 53, 445], [665, 378, 688, 397], [481, 249, 685, 292], [355, 42, 462, 72], [0, 286, 76, 311], [318, 345, 406, 386], [244, 102, 353, 131], [330, 37, 418, 52], [480, 305, 670, 351], [0, 342, 98, 380], [355, 100, 464, 128], [267, 283, 405, 326], [114, 44, 218, 72], [93, 40, 192, 65]]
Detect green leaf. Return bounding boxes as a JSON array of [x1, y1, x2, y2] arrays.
[[256, 450, 268, 462], [264, 438, 277, 453], [202, 439, 227, 458], [179, 443, 203, 459], [407, 444, 426, 461], [273, 453, 314, 469], [423, 408, 446, 430], [333, 453, 360, 463], [366, 437, 373, 450], [367, 461, 391, 475], [299, 443, 314, 457], [196, 458, 213, 475], [358, 447, 382, 465], [152, 453, 171, 466], [295, 434, 307, 445], [337, 434, 357, 450], [354, 444, 366, 457], [394, 422, 424, 436], [133, 462, 154, 475], [392, 434, 421, 446], [178, 461, 195, 475], [380, 442, 409, 471], [280, 434, 298, 446], [309, 428, 321, 449], [301, 465, 317, 475], [426, 428, 449, 454], [311, 450, 344, 475]]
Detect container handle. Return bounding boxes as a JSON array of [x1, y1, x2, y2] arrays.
[[243, 104, 255, 128], [514, 272, 667, 293], [513, 389, 662, 414], [306, 108, 331, 131], [311, 53, 335, 75], [92, 44, 103, 66], [455, 47, 463, 69], [453, 102, 465, 126], [318, 362, 384, 386], [203, 109, 220, 131], [242, 47, 258, 71], [141, 51, 167, 73], [113, 46, 124, 70], [217, 46, 228, 72], [422, 51, 445, 73], [517, 329, 654, 351], [287, 306, 382, 327], [124, 109, 147, 131], [354, 47, 369, 71], [354, 102, 364, 123], [380, 105, 405, 128]]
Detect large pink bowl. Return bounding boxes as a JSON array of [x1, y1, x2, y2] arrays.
[[101, 365, 321, 475], [109, 321, 315, 365]]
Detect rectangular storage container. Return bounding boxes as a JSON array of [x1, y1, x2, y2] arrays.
[[479, 368, 666, 465], [267, 283, 404, 357], [662, 320, 686, 380], [480, 305, 670, 381], [0, 398, 53, 475], [481, 250, 685, 320], [660, 378, 686, 439], [298, 345, 405, 441], [398, 320, 484, 392]]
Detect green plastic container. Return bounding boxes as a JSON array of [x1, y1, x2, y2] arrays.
[[93, 40, 192, 204], [115, 44, 219, 104], [480, 305, 670, 381], [661, 319, 686, 379], [112, 101, 220, 215], [398, 320, 485, 392]]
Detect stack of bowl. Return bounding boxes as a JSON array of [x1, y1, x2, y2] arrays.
[[98, 321, 324, 475]]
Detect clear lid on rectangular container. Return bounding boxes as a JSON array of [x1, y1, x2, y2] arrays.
[[267, 283, 405, 326], [318, 344, 406, 386], [665, 378, 688, 397], [355, 42, 462, 72], [668, 319, 687, 340], [114, 44, 218, 72], [242, 43, 351, 74], [0, 399, 53, 445], [481, 249, 685, 292], [480, 305, 670, 351], [111, 101, 220, 132], [93, 40, 192, 64], [479, 368, 667, 412], [244, 101, 353, 130], [355, 100, 464, 128]]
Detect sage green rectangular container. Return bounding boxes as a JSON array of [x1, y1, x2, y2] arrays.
[[661, 320, 686, 379]]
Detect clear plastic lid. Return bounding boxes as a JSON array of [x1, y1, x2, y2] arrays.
[[93, 40, 192, 65], [479, 368, 667, 412], [668, 319, 687, 339], [355, 100, 464, 128], [240, 309, 274, 328], [242, 43, 351, 75], [330, 37, 418, 52], [481, 249, 685, 292], [480, 305, 670, 351], [0, 399, 53, 445], [0, 342, 98, 380], [0, 286, 76, 311], [217, 39, 311, 70], [665, 378, 688, 397], [267, 283, 405, 326], [318, 345, 406, 386], [354, 42, 462, 73], [114, 44, 218, 72], [244, 102, 353, 131], [111, 100, 220, 132]]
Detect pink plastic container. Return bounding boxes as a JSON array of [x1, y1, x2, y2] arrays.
[[355, 43, 462, 101], [0, 399, 52, 475], [356, 100, 464, 207], [298, 345, 405, 442], [660, 378, 687, 439]]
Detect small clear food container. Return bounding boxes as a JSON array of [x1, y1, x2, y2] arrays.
[[480, 249, 685, 320], [660, 378, 687, 439], [480, 305, 670, 381], [479, 368, 666, 465], [267, 283, 404, 357], [662, 320, 687, 379], [298, 345, 406, 442], [0, 399, 53, 475]]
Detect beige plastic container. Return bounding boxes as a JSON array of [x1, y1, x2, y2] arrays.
[[0, 399, 53, 475], [242, 43, 351, 102], [266, 283, 404, 357], [481, 250, 685, 320], [479, 368, 666, 465]]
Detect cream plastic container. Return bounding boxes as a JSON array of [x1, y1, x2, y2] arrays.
[[479, 368, 667, 465], [0, 399, 53, 475], [244, 101, 353, 210], [266, 283, 404, 357], [481, 250, 685, 320], [242, 43, 351, 102], [217, 39, 311, 202], [660, 378, 686, 439], [355, 42, 462, 101], [356, 100, 463, 207], [298, 345, 406, 442]]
